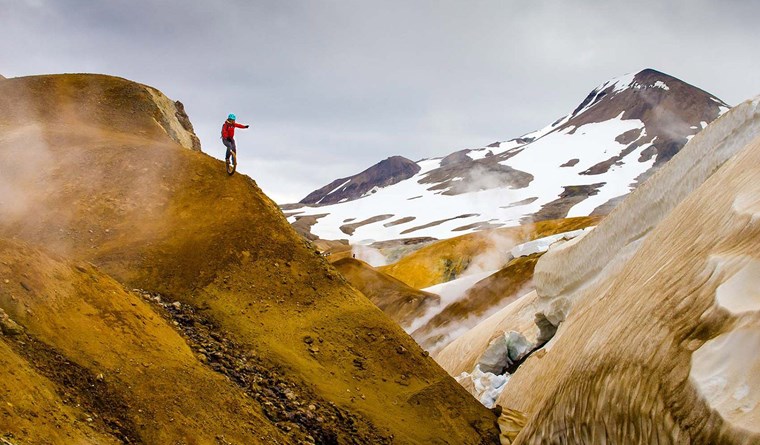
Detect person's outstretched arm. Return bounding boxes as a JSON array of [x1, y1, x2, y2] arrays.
[[234, 122, 250, 129]]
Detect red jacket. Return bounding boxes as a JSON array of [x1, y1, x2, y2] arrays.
[[221, 120, 247, 139]]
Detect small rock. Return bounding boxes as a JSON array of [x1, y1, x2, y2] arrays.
[[96, 373, 105, 381], [3, 279, 9, 284], [171, 301, 181, 310], [0, 309, 22, 336], [396, 345, 406, 354]]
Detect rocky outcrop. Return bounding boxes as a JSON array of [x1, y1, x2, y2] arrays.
[[0, 74, 201, 152], [418, 160, 533, 196], [0, 308, 22, 336], [145, 88, 202, 151], [300, 156, 421, 205]]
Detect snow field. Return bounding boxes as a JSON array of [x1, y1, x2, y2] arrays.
[[291, 114, 649, 242]]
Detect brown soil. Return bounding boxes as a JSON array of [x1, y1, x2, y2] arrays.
[[529, 184, 606, 222], [291, 214, 329, 240], [383, 216, 416, 227], [340, 214, 394, 235], [400, 214, 480, 235]]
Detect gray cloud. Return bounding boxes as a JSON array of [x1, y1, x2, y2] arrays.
[[1, 0, 759, 202]]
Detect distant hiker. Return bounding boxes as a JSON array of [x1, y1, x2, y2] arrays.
[[221, 113, 250, 171]]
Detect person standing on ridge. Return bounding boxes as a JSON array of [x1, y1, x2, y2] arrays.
[[221, 113, 249, 174]]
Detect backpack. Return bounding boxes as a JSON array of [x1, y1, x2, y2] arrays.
[[221, 121, 233, 139]]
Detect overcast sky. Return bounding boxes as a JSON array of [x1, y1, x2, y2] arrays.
[[2, 0, 759, 203]]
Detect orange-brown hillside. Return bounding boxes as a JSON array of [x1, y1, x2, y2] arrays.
[[379, 216, 600, 289], [0, 74, 500, 444], [332, 257, 440, 330]]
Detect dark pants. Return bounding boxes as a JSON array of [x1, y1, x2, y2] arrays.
[[223, 138, 236, 163]]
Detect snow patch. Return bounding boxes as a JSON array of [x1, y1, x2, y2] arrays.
[[715, 259, 760, 314], [652, 80, 670, 90], [467, 148, 494, 161], [456, 365, 510, 408], [455, 330, 535, 408], [509, 229, 590, 258], [690, 328, 760, 433], [478, 331, 533, 374], [732, 183, 760, 221], [321, 179, 351, 203], [361, 186, 381, 197]]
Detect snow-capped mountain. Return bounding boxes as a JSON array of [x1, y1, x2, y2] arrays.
[[284, 69, 729, 243]]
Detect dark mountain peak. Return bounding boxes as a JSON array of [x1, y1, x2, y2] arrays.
[[556, 68, 728, 167], [632, 67, 679, 83], [300, 155, 421, 205]]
